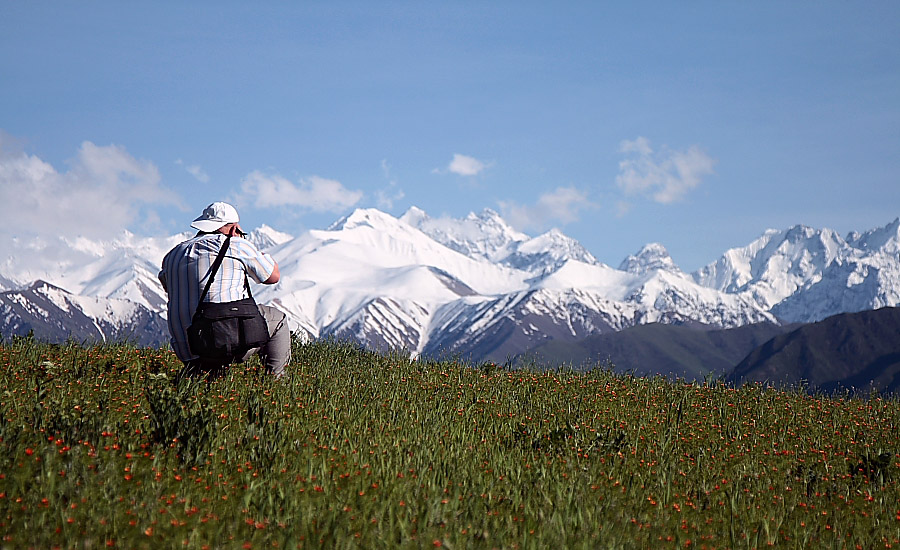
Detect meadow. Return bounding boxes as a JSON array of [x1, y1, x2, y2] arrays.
[[0, 335, 898, 549]]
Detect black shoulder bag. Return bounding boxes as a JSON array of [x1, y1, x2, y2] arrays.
[[186, 236, 270, 359]]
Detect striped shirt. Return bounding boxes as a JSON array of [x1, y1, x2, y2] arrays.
[[159, 232, 277, 361]]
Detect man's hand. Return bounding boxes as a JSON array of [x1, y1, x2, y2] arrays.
[[228, 223, 246, 237]]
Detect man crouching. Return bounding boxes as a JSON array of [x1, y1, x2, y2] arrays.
[[159, 201, 290, 379]]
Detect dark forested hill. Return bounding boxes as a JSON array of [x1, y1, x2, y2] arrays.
[[523, 321, 797, 380], [727, 307, 900, 394]]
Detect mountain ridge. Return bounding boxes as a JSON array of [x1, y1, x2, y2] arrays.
[[727, 306, 900, 394], [0, 208, 898, 373], [524, 319, 800, 379]]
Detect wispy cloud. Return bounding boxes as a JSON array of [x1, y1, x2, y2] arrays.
[[240, 170, 363, 213], [498, 186, 598, 232], [376, 159, 405, 209], [616, 137, 715, 205], [0, 139, 180, 238], [176, 159, 210, 183], [435, 153, 489, 177]]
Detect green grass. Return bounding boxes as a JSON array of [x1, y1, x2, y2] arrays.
[[0, 335, 898, 549]]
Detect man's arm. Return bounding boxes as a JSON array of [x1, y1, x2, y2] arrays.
[[232, 236, 280, 285], [263, 261, 280, 284]]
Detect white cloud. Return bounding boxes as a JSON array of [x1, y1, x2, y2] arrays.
[[616, 137, 715, 204], [376, 186, 405, 210], [176, 159, 210, 183], [443, 153, 487, 177], [240, 170, 363, 213], [187, 165, 209, 183], [0, 140, 180, 239], [615, 200, 632, 218], [498, 186, 598, 231], [376, 160, 405, 209]]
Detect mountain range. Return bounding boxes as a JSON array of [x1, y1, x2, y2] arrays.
[[1, 207, 898, 387]]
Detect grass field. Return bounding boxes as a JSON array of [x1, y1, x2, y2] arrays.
[[0, 335, 898, 549]]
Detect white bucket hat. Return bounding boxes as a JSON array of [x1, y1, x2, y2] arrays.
[[191, 202, 240, 232]]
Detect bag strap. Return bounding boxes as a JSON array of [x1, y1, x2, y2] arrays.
[[243, 270, 254, 300], [197, 235, 232, 306]]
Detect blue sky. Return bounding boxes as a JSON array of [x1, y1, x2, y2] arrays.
[[2, 1, 898, 271]]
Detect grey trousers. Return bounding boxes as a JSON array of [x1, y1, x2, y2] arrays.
[[182, 304, 291, 379], [239, 304, 291, 377]]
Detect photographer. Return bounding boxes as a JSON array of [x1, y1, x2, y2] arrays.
[[158, 202, 290, 379]]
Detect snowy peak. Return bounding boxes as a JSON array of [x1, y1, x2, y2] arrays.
[[694, 224, 847, 295], [505, 228, 600, 272], [310, 207, 499, 278], [247, 224, 293, 250], [754, 225, 845, 283], [402, 207, 528, 263], [692, 219, 900, 322], [328, 208, 404, 232], [399, 206, 429, 227], [619, 243, 681, 275], [752, 224, 845, 268], [403, 208, 597, 273], [847, 217, 900, 254], [779, 224, 845, 259], [0, 280, 168, 346]]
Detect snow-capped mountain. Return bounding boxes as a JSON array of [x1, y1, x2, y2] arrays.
[[400, 207, 529, 264], [619, 243, 682, 275], [693, 218, 900, 323], [0, 208, 898, 362], [0, 280, 168, 346], [402, 207, 598, 272], [0, 231, 182, 311]]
